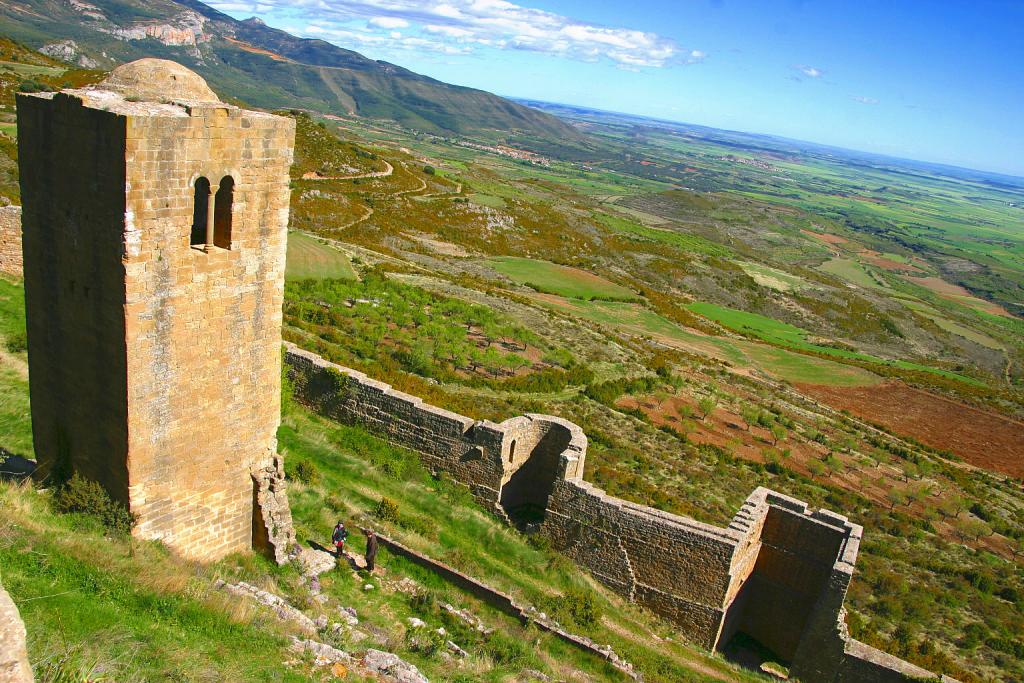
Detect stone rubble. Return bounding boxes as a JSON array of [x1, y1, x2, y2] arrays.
[[363, 649, 430, 683], [441, 602, 493, 634], [214, 580, 317, 634]]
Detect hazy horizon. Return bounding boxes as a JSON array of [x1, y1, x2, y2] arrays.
[[210, 0, 1024, 177]]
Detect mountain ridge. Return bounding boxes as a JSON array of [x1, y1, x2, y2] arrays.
[[0, 0, 580, 139]]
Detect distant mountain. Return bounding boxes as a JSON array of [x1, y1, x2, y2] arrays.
[[0, 0, 579, 139]]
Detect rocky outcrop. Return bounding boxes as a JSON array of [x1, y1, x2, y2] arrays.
[[38, 41, 98, 68], [0, 580, 33, 683]]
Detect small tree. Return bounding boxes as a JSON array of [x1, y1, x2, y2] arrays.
[[939, 496, 967, 519], [741, 406, 759, 431], [807, 459, 826, 479], [954, 518, 991, 542], [770, 424, 787, 446], [824, 455, 843, 479], [698, 396, 718, 421], [886, 488, 908, 510]]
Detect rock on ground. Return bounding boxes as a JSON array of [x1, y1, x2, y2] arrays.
[[363, 648, 430, 683], [215, 580, 317, 633], [0, 581, 32, 683]]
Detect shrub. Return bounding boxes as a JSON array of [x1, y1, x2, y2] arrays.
[[398, 512, 438, 539], [483, 631, 537, 667], [289, 459, 320, 484], [374, 496, 400, 523], [53, 473, 136, 534], [557, 587, 601, 627], [4, 331, 27, 353]]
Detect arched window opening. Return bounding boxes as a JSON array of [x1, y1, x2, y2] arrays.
[[214, 175, 234, 249], [508, 439, 517, 463], [190, 177, 210, 247]]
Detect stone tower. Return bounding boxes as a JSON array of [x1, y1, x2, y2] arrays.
[[17, 59, 296, 563]]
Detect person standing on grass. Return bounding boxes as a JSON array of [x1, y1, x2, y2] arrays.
[[332, 521, 348, 557], [365, 529, 379, 572]]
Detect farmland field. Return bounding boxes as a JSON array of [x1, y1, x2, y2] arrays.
[[285, 231, 356, 280], [490, 256, 640, 301]]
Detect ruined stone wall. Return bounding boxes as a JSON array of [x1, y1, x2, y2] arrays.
[[286, 343, 511, 507], [18, 82, 295, 562], [283, 340, 946, 682], [544, 478, 739, 648], [0, 206, 22, 278], [732, 502, 847, 659], [0, 579, 33, 682]]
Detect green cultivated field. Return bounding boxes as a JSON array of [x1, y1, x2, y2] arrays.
[[285, 231, 356, 281], [688, 301, 982, 385], [490, 256, 640, 301]]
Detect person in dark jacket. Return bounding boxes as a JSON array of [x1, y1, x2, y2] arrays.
[[332, 521, 348, 557], [364, 529, 379, 572]]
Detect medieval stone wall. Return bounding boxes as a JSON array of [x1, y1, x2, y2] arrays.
[[287, 343, 523, 508], [284, 343, 947, 681], [0, 206, 21, 278]]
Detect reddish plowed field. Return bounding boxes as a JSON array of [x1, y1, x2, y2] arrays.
[[798, 380, 1024, 479]]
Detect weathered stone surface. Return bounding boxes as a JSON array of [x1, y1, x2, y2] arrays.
[[0, 580, 32, 683], [0, 206, 21, 278], [290, 637, 352, 665], [296, 546, 336, 578], [99, 58, 220, 103], [18, 60, 296, 563], [253, 456, 297, 565]]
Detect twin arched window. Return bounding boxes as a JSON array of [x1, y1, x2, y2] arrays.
[[190, 175, 234, 250]]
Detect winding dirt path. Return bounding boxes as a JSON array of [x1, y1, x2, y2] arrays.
[[301, 159, 393, 181]]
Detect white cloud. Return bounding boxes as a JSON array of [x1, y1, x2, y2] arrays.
[[209, 0, 694, 68], [795, 64, 823, 78], [369, 16, 409, 29], [852, 95, 879, 105]]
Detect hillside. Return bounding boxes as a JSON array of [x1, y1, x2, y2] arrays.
[[0, 0, 579, 139], [0, 43, 1022, 682], [0, 272, 762, 683]]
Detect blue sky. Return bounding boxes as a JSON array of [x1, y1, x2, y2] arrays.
[[209, 1, 1024, 176]]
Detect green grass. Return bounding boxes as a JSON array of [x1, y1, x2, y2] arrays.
[[818, 257, 884, 289], [688, 301, 983, 385], [0, 484, 314, 682], [468, 193, 506, 209], [596, 212, 731, 257], [737, 262, 811, 292], [0, 61, 65, 78], [489, 256, 639, 301], [285, 231, 357, 281], [529, 293, 879, 386], [899, 299, 1004, 350]]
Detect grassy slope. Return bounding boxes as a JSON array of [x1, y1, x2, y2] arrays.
[[285, 231, 357, 281], [0, 275, 757, 683]]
